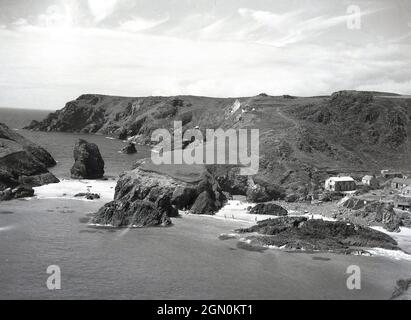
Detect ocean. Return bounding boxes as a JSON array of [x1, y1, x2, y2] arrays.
[[1, 107, 411, 300]]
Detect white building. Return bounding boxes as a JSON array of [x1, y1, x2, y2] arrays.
[[325, 176, 356, 192]]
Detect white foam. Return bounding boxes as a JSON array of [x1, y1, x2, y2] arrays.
[[33, 179, 116, 201], [367, 248, 411, 261], [371, 226, 411, 237]]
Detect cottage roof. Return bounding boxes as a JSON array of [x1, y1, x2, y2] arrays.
[[362, 175, 375, 181]]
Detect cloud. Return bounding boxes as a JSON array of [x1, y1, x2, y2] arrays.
[[87, 0, 118, 22], [238, 7, 301, 29], [119, 15, 169, 32], [12, 18, 28, 27], [38, 5, 73, 28], [0, 1, 410, 109]]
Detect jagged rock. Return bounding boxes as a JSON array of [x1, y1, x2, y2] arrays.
[[0, 186, 34, 200], [74, 192, 101, 200], [0, 123, 58, 200], [92, 200, 171, 227], [237, 217, 398, 252], [190, 191, 217, 215], [246, 184, 269, 203], [340, 199, 402, 232], [376, 203, 401, 232], [92, 162, 227, 227], [12, 185, 34, 198], [121, 142, 137, 154], [248, 203, 288, 216], [0, 188, 12, 201], [171, 186, 197, 210], [19, 172, 60, 187], [70, 139, 105, 179]]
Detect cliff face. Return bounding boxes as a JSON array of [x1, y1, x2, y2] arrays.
[[0, 123, 59, 199], [26, 91, 411, 198]]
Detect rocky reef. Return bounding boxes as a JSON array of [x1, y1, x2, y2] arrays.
[[236, 216, 398, 253], [0, 123, 59, 200], [247, 202, 288, 216], [71, 139, 105, 179], [91, 160, 227, 227]]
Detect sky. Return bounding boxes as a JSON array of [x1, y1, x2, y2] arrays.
[[0, 0, 410, 110]]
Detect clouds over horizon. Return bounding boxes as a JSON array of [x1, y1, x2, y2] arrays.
[[0, 0, 410, 109]]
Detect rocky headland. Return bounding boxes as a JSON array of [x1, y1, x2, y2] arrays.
[[25, 91, 411, 200], [0, 122, 59, 200]]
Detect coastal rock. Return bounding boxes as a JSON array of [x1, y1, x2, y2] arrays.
[[19, 172, 60, 187], [237, 217, 398, 252], [0, 123, 58, 200], [376, 203, 401, 232], [171, 186, 197, 210], [92, 161, 227, 227], [121, 142, 137, 154], [246, 183, 285, 203], [340, 199, 402, 232], [92, 200, 172, 227], [74, 192, 101, 200], [11, 185, 35, 198], [190, 191, 218, 215], [70, 139, 105, 179], [248, 203, 288, 216]]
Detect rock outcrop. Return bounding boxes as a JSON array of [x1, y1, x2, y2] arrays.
[[70, 139, 105, 179], [121, 142, 137, 154], [92, 161, 227, 227], [236, 216, 398, 252], [74, 192, 101, 200], [0, 123, 59, 200], [339, 198, 402, 232], [248, 202, 288, 216]]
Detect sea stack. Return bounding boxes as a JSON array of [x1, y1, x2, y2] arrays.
[[70, 139, 105, 179], [121, 141, 137, 154]]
